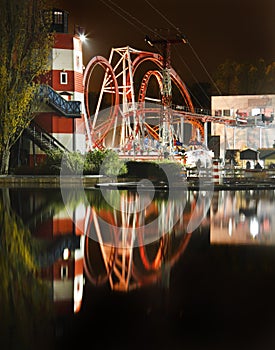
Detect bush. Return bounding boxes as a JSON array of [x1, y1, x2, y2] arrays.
[[45, 149, 85, 175], [84, 149, 127, 177], [14, 148, 128, 177]]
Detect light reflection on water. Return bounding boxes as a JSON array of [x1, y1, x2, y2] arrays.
[[1, 187, 275, 349], [211, 189, 275, 244]]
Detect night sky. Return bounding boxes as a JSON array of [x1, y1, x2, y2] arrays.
[[54, 0, 275, 84]]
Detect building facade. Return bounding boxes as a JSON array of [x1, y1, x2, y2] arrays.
[[18, 9, 86, 167], [211, 94, 275, 161]]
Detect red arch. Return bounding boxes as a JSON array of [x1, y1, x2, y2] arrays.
[[83, 56, 120, 148], [129, 52, 194, 111], [138, 69, 163, 102], [84, 51, 200, 147]]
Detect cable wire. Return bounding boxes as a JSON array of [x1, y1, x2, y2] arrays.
[[98, 0, 158, 38], [145, 0, 222, 96]]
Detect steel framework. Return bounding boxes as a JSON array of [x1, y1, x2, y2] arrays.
[[83, 46, 211, 154]]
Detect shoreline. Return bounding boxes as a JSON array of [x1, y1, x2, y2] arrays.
[[1, 175, 275, 190]]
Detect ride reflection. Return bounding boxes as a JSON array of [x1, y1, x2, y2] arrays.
[[2, 186, 211, 319], [65, 187, 211, 296]]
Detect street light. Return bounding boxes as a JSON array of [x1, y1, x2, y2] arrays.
[[75, 24, 86, 42], [79, 33, 86, 42]]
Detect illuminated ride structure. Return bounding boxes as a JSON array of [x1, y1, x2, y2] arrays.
[[82, 189, 211, 292], [83, 46, 234, 156]]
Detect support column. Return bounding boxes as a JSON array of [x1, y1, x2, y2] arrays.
[[212, 158, 220, 185]]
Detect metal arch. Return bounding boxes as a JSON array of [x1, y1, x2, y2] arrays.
[[83, 56, 120, 149], [83, 234, 117, 286], [186, 117, 205, 140], [129, 52, 194, 111], [138, 70, 163, 102], [83, 49, 204, 149], [129, 51, 203, 140], [134, 55, 203, 139]]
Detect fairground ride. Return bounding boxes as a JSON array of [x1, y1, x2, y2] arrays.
[[83, 46, 234, 157]]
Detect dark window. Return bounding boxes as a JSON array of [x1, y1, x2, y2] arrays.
[[223, 109, 230, 116], [60, 72, 68, 84], [61, 266, 68, 279], [54, 11, 63, 25]]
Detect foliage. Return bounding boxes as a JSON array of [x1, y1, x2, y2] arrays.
[[0, 0, 54, 174], [45, 149, 85, 175], [212, 58, 275, 95], [84, 149, 128, 177], [84, 149, 109, 174], [37, 148, 128, 177]]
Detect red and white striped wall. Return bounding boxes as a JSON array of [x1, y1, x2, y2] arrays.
[[212, 159, 221, 185], [50, 33, 85, 153], [31, 32, 86, 165], [51, 203, 86, 314]]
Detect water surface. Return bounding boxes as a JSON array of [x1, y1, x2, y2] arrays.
[[1, 186, 275, 350]]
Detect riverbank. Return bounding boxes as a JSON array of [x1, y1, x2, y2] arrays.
[[1, 174, 275, 190], [0, 175, 102, 187]]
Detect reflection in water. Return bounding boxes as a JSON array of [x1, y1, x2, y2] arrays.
[[1, 186, 208, 348], [0, 189, 54, 349], [2, 187, 275, 349], [82, 189, 208, 291], [55, 188, 210, 293], [211, 190, 275, 244]]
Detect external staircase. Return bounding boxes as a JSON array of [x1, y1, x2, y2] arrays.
[[24, 121, 69, 153], [39, 85, 81, 117], [24, 85, 82, 153]]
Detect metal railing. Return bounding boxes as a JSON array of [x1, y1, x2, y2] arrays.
[[25, 121, 69, 153], [39, 85, 81, 117]]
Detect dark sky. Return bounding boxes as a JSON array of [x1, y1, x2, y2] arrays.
[[55, 0, 275, 84]]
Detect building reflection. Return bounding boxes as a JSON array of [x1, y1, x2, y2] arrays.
[[210, 190, 275, 245], [3, 187, 275, 349], [6, 187, 210, 317]]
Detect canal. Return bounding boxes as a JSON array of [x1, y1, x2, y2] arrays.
[[1, 184, 275, 350]]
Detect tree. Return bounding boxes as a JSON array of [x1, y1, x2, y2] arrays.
[[211, 59, 241, 95], [0, 0, 54, 174], [211, 58, 275, 95]]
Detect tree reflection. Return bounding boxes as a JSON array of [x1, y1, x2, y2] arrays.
[[0, 188, 54, 349]]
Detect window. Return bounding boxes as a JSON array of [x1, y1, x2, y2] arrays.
[[54, 11, 63, 25], [61, 266, 68, 279], [60, 72, 67, 84], [223, 109, 231, 116]]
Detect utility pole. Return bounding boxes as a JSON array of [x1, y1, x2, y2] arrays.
[[145, 33, 187, 157]]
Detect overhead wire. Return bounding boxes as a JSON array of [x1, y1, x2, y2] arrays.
[[98, 0, 160, 39], [144, 0, 222, 96], [174, 46, 211, 105], [98, 0, 222, 106]]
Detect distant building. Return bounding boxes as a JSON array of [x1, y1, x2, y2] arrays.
[[211, 94, 275, 161], [259, 148, 275, 168]]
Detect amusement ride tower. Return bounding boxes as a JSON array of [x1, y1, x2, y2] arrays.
[[145, 32, 188, 155]]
